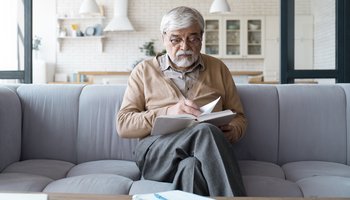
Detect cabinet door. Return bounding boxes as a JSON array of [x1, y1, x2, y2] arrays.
[[203, 19, 220, 56], [224, 19, 241, 58], [245, 18, 264, 58]]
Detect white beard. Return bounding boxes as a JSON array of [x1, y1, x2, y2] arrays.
[[172, 50, 199, 68]]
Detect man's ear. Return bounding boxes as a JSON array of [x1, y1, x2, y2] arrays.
[[160, 34, 165, 42]]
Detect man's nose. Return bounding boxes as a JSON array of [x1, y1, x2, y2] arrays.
[[180, 40, 190, 50]]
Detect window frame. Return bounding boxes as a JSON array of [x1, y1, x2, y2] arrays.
[[0, 0, 32, 83], [280, 0, 350, 83]]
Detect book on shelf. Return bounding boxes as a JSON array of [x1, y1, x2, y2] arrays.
[[132, 190, 214, 200], [151, 97, 236, 135]]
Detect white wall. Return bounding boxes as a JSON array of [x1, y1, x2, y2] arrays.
[[33, 0, 57, 82]]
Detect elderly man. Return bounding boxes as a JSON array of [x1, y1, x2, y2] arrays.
[[117, 6, 247, 196]]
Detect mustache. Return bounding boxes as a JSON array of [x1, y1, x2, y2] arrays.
[[176, 50, 193, 56]]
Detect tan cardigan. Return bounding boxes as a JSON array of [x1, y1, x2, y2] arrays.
[[117, 54, 247, 143]]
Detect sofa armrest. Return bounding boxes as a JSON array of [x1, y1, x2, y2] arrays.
[[0, 86, 21, 171]]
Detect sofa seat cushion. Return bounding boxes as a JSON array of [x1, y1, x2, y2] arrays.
[[282, 161, 350, 182], [3, 159, 75, 180], [0, 173, 53, 192], [243, 176, 302, 197], [129, 180, 174, 195], [297, 176, 350, 197], [239, 160, 285, 179], [43, 174, 133, 195], [66, 160, 140, 180]]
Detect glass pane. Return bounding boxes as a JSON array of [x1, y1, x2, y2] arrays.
[[0, 79, 21, 84], [247, 20, 262, 55], [205, 20, 219, 55], [0, 1, 24, 71], [294, 78, 336, 84], [295, 0, 335, 70], [226, 20, 240, 55]]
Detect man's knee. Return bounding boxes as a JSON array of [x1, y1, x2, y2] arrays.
[[192, 123, 223, 139], [178, 157, 201, 169]]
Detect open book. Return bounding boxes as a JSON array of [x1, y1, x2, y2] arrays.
[[132, 190, 214, 200], [151, 97, 236, 135]]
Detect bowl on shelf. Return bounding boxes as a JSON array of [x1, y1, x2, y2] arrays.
[[248, 23, 259, 30], [206, 24, 217, 30], [228, 24, 239, 30]]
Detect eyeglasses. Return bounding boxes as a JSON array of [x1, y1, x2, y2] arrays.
[[164, 33, 202, 47]]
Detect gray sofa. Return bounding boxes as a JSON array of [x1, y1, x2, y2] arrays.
[[0, 84, 350, 197]]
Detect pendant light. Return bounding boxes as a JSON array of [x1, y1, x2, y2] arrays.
[[104, 0, 134, 32], [79, 0, 101, 16], [209, 0, 231, 14]]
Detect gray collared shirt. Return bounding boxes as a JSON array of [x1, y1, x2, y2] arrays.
[[157, 54, 205, 98]]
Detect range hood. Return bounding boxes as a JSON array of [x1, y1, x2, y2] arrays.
[[104, 0, 134, 32]]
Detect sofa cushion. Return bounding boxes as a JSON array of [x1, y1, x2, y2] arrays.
[[239, 160, 285, 179], [282, 161, 350, 182], [297, 176, 350, 197], [17, 84, 84, 163], [235, 85, 279, 163], [129, 180, 174, 195], [67, 160, 140, 180], [43, 174, 133, 195], [0, 86, 21, 171], [3, 159, 75, 180], [0, 173, 52, 192], [243, 176, 302, 197], [277, 85, 347, 165], [77, 85, 139, 163]]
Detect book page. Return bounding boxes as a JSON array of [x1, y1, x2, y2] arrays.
[[199, 97, 221, 115], [197, 110, 236, 126]]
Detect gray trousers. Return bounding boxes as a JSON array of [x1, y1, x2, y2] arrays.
[[134, 123, 246, 196]]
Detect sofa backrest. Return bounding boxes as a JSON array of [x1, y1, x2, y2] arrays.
[[340, 84, 350, 165], [276, 84, 348, 165], [17, 84, 84, 163], [0, 86, 21, 171], [234, 85, 280, 163], [235, 84, 350, 166], [8, 84, 350, 166], [76, 85, 138, 163]]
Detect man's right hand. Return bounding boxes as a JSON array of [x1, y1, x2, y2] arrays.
[[167, 99, 202, 117]]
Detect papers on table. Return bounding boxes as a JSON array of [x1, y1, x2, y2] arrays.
[[0, 193, 48, 200], [132, 190, 214, 200]]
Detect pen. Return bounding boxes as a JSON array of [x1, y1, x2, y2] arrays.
[[154, 193, 168, 200]]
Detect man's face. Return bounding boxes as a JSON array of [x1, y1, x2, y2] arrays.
[[162, 23, 202, 68]]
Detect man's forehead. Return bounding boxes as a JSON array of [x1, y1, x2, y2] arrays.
[[168, 29, 201, 37], [167, 23, 201, 36]]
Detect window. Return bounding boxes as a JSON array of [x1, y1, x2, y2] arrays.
[[281, 0, 350, 83], [0, 0, 32, 83]]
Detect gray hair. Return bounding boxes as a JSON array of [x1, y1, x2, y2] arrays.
[[160, 6, 204, 35]]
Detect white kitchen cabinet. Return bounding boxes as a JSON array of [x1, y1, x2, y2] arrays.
[[203, 16, 264, 59], [56, 16, 105, 52]]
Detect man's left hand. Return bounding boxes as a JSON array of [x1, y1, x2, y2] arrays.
[[219, 124, 239, 143]]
